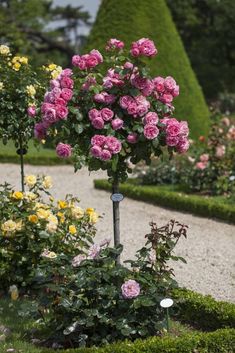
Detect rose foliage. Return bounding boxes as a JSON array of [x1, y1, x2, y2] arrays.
[[24, 220, 187, 348], [35, 38, 190, 182]]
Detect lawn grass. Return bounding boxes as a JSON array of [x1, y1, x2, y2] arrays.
[[94, 179, 235, 223], [0, 141, 72, 166]]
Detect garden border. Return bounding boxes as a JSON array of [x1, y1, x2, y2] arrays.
[[94, 179, 235, 224]]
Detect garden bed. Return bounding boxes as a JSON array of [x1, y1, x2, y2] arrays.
[[94, 179, 235, 224], [0, 288, 234, 352]]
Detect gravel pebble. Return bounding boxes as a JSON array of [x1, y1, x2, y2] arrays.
[[0, 164, 234, 303]]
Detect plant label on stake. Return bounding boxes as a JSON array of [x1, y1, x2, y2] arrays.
[[111, 193, 124, 202], [160, 298, 174, 332]]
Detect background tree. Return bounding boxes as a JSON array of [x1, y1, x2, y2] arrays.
[[167, 0, 235, 100], [0, 0, 91, 67]]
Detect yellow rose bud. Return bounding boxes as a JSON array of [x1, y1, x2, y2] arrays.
[[26, 85, 36, 97], [89, 212, 99, 224], [69, 225, 76, 235], [43, 176, 53, 189], [28, 215, 38, 224], [9, 285, 19, 301], [25, 175, 37, 187], [86, 208, 95, 215], [12, 191, 23, 200], [58, 200, 67, 209], [0, 45, 10, 55]]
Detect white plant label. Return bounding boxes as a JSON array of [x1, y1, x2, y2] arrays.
[[160, 298, 174, 308]]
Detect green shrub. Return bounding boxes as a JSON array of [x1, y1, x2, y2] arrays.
[[85, 0, 210, 139], [173, 288, 235, 331], [94, 179, 235, 223]]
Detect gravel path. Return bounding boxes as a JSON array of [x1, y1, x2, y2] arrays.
[[0, 164, 235, 303]]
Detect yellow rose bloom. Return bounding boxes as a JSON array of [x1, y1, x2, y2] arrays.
[[28, 214, 38, 224], [69, 225, 76, 235], [13, 62, 21, 71], [0, 45, 10, 55], [1, 220, 17, 233], [58, 200, 67, 209], [46, 222, 58, 233], [26, 85, 36, 97], [51, 67, 62, 79], [41, 249, 57, 259], [89, 212, 99, 224], [47, 214, 58, 224], [15, 220, 23, 231], [43, 176, 53, 189], [71, 206, 84, 219], [12, 191, 23, 200], [36, 208, 50, 220], [34, 202, 49, 210], [19, 56, 28, 64], [24, 191, 37, 201], [25, 175, 37, 187], [48, 63, 57, 71], [0, 82, 4, 90], [9, 285, 19, 301], [57, 212, 65, 223], [86, 208, 95, 215]]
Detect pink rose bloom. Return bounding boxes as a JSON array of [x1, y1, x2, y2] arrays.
[[60, 76, 74, 89], [44, 91, 56, 104], [177, 138, 190, 153], [91, 145, 102, 158], [200, 154, 209, 163], [56, 143, 72, 158], [54, 97, 66, 106], [131, 75, 148, 90], [94, 93, 106, 103], [72, 254, 86, 267], [144, 124, 159, 140], [136, 104, 149, 117], [153, 76, 165, 93], [111, 118, 124, 130], [221, 117, 230, 127], [105, 93, 116, 104], [215, 145, 226, 158], [139, 38, 157, 57], [106, 38, 125, 50], [61, 68, 73, 77], [166, 135, 180, 146], [91, 117, 105, 129], [103, 78, 113, 89], [127, 133, 138, 144], [91, 135, 106, 147], [227, 126, 235, 140], [135, 95, 150, 109], [179, 121, 189, 137], [41, 103, 54, 114], [105, 136, 122, 154], [88, 108, 100, 121], [55, 105, 68, 120], [172, 85, 180, 97], [72, 55, 81, 67], [90, 49, 103, 64], [27, 106, 36, 118], [196, 161, 207, 170], [100, 108, 114, 121], [142, 80, 154, 96], [51, 87, 62, 99], [119, 95, 135, 109], [164, 76, 177, 91], [88, 244, 101, 259], [78, 59, 87, 70], [82, 76, 97, 91], [43, 107, 57, 126], [100, 149, 112, 161], [160, 93, 173, 104], [34, 123, 46, 140], [166, 120, 180, 137], [60, 88, 73, 101], [50, 79, 60, 89], [127, 102, 138, 116], [144, 112, 158, 125], [130, 46, 140, 57], [121, 279, 140, 299], [86, 55, 99, 69], [124, 61, 134, 70]]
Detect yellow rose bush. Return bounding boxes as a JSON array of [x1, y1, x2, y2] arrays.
[[0, 175, 98, 290]]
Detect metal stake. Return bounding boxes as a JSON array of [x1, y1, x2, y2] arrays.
[[112, 180, 120, 264]]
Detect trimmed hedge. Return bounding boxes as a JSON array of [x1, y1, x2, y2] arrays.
[[94, 179, 235, 224], [0, 153, 72, 165], [85, 0, 210, 139], [47, 329, 235, 353], [173, 288, 235, 331]]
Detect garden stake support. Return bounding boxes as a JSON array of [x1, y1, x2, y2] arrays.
[[17, 135, 27, 192], [111, 180, 123, 265], [160, 298, 174, 333]]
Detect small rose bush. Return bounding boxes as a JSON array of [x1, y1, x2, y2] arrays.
[[35, 38, 190, 181], [25, 220, 188, 348], [0, 176, 98, 290], [0, 45, 49, 151]]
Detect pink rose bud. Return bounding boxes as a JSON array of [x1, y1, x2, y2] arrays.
[[27, 106, 36, 118], [91, 145, 102, 158], [56, 143, 72, 158], [127, 133, 138, 144], [124, 62, 134, 70], [111, 118, 124, 130]]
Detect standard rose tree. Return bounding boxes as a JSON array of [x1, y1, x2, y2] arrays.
[[35, 38, 190, 251]]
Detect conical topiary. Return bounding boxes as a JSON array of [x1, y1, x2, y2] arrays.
[[84, 0, 210, 139]]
